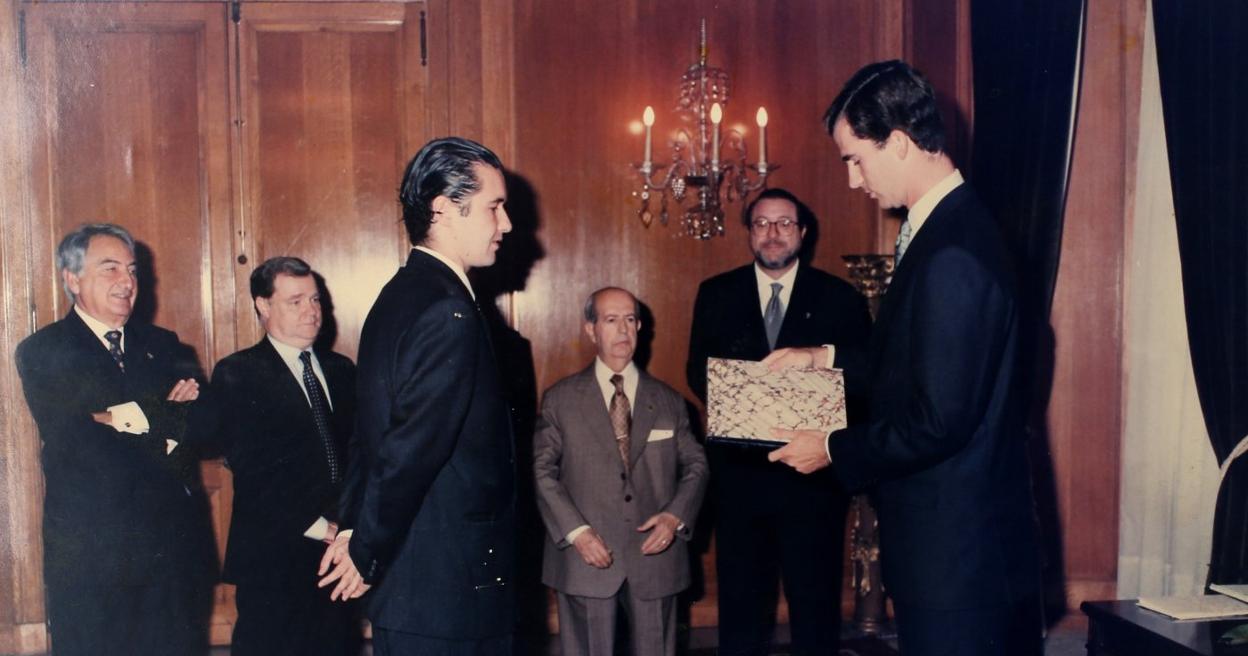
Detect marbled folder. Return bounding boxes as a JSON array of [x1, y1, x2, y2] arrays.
[[706, 357, 846, 444]]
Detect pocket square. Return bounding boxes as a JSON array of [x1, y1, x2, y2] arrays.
[[647, 429, 674, 442]]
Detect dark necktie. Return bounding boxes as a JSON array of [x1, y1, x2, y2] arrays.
[[300, 351, 340, 483], [104, 330, 125, 371], [609, 374, 631, 471], [764, 282, 784, 351], [895, 219, 913, 265]]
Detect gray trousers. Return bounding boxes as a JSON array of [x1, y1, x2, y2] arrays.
[[556, 581, 676, 656]]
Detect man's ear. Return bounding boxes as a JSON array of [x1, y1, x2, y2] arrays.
[[431, 195, 454, 221], [888, 129, 910, 159], [583, 321, 597, 343], [255, 297, 272, 322], [63, 269, 80, 297]]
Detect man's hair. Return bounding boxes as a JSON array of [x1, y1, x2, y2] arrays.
[[583, 287, 639, 323], [741, 187, 816, 230], [250, 256, 313, 300], [399, 137, 504, 246], [823, 60, 945, 153], [57, 223, 135, 303]]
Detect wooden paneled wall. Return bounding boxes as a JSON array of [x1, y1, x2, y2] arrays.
[[0, 0, 1144, 652]]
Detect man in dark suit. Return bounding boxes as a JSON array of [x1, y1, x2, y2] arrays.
[[536, 287, 708, 656], [686, 188, 871, 655], [318, 137, 516, 655], [15, 223, 216, 656], [767, 60, 1043, 656], [211, 256, 360, 655]]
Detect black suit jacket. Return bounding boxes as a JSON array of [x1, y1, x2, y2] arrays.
[[687, 263, 871, 502], [15, 311, 216, 589], [211, 338, 355, 588], [830, 183, 1041, 610], [342, 249, 516, 639]]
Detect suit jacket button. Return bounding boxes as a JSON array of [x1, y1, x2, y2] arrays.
[[624, 495, 632, 502], [619, 472, 626, 480]]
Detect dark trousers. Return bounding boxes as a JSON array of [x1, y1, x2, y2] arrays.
[[47, 580, 210, 656], [372, 627, 512, 656], [231, 580, 361, 656], [893, 595, 1043, 656], [714, 474, 848, 656]]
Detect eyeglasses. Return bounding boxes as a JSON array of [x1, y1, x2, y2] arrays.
[[750, 218, 799, 233]]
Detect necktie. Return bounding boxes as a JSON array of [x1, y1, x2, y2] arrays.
[[609, 374, 631, 471], [895, 219, 913, 266], [300, 351, 340, 483], [104, 330, 125, 371], [764, 282, 784, 351]]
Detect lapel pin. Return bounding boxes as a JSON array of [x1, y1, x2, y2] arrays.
[[453, 311, 465, 319], [145, 352, 154, 359]]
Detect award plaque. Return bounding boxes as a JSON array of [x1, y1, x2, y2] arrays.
[[705, 357, 846, 446]]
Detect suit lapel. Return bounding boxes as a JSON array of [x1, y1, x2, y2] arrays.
[[628, 374, 658, 467], [256, 338, 319, 416], [735, 267, 771, 354], [777, 266, 813, 348], [572, 367, 621, 464], [65, 311, 127, 383]]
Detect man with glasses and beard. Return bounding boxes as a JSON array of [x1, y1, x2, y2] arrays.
[[686, 189, 871, 655]]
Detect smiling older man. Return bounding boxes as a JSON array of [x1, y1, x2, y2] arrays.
[[15, 222, 216, 656]]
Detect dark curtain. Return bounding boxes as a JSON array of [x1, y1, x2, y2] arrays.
[[1153, 1, 1248, 586], [969, 0, 1084, 619]]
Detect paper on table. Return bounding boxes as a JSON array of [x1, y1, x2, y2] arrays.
[[706, 357, 846, 444], [1211, 584, 1248, 605], [1136, 594, 1248, 620]]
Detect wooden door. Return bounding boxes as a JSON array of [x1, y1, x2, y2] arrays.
[[22, 1, 240, 644], [233, 2, 430, 360]]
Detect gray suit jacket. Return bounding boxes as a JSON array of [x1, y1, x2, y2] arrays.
[[534, 364, 708, 600]]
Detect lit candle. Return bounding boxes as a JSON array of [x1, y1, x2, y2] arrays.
[[643, 106, 655, 166], [710, 103, 723, 168], [756, 107, 769, 167]]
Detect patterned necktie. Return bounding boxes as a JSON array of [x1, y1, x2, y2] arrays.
[[764, 282, 784, 351], [300, 351, 340, 483], [104, 330, 125, 371], [609, 374, 631, 471], [895, 219, 913, 266]]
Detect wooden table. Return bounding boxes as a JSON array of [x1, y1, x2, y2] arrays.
[[1081, 600, 1248, 656]]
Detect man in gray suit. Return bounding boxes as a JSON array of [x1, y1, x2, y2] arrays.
[[534, 287, 708, 656]]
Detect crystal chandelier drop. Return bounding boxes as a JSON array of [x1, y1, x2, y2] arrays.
[[631, 20, 776, 239]]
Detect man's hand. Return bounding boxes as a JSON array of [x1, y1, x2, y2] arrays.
[[638, 511, 680, 555], [761, 346, 827, 372], [91, 411, 112, 425], [166, 378, 200, 403], [323, 521, 339, 545], [317, 533, 371, 601], [768, 428, 832, 474], [572, 528, 613, 568]]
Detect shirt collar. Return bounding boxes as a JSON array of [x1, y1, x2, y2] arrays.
[[754, 261, 799, 294], [907, 169, 964, 237], [75, 304, 124, 349], [266, 333, 312, 368], [594, 358, 639, 407], [414, 245, 475, 300]]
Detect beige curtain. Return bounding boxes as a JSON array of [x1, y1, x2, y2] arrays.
[[1116, 0, 1219, 598]]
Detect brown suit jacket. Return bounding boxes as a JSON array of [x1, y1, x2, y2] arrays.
[[534, 364, 708, 600]]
